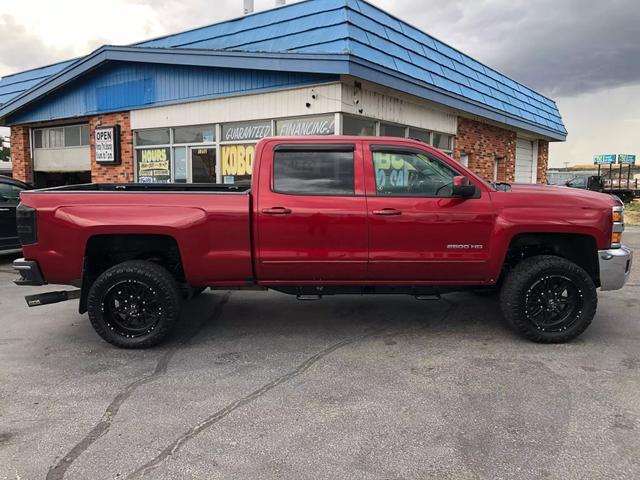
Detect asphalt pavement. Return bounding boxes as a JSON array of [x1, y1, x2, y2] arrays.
[[0, 229, 638, 480]]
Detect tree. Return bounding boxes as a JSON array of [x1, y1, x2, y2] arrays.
[[0, 136, 10, 162]]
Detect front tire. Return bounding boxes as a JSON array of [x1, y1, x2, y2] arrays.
[[87, 260, 182, 348], [500, 255, 597, 343]]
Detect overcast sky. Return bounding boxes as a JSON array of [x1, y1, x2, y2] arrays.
[[1, 0, 638, 167]]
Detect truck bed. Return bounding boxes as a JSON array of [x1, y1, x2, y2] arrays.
[[33, 182, 251, 193]]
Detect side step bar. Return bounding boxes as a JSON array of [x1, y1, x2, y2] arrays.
[[25, 290, 81, 307]]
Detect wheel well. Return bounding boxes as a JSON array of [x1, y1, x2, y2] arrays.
[[80, 234, 184, 313], [503, 233, 600, 286]]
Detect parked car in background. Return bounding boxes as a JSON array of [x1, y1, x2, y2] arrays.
[[0, 175, 32, 251], [564, 174, 638, 203]]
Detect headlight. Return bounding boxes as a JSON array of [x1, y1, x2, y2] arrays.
[[611, 205, 624, 249]]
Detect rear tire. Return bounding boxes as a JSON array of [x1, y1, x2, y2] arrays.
[[87, 260, 182, 348], [500, 255, 597, 343]]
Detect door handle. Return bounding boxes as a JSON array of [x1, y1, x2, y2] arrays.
[[262, 207, 292, 215], [372, 208, 402, 216]]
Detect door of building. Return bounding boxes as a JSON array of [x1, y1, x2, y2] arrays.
[[515, 139, 537, 183], [190, 147, 217, 183]]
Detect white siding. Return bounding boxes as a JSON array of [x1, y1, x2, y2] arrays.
[[33, 147, 90, 172], [131, 80, 457, 135], [515, 138, 538, 183], [131, 83, 344, 130], [340, 81, 457, 134]]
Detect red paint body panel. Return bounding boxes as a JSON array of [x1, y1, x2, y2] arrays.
[[18, 136, 619, 288]]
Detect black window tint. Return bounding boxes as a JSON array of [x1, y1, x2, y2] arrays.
[[274, 151, 355, 195], [373, 151, 457, 197], [0, 184, 23, 203]]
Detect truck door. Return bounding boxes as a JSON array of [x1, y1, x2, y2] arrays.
[[364, 145, 495, 282], [0, 182, 23, 250], [255, 142, 368, 282]]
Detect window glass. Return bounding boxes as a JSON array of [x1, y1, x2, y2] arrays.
[[223, 121, 271, 142], [408, 128, 431, 144], [48, 128, 64, 148], [174, 125, 215, 144], [135, 128, 170, 146], [373, 151, 457, 197], [136, 147, 171, 183], [276, 115, 335, 136], [34, 130, 44, 148], [64, 126, 81, 147], [191, 148, 217, 183], [343, 116, 376, 136], [173, 147, 188, 183], [221, 144, 254, 184], [380, 123, 405, 137], [0, 184, 23, 203], [273, 150, 354, 195], [433, 132, 453, 152], [80, 125, 90, 145]]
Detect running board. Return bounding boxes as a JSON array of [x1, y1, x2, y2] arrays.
[[25, 290, 81, 307]]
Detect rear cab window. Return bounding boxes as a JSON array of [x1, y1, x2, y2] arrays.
[[272, 147, 356, 196]]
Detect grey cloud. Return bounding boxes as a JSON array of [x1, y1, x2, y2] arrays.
[[0, 14, 74, 76], [375, 0, 640, 97]]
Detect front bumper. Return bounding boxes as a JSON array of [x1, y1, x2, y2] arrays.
[[598, 246, 633, 291], [13, 258, 46, 286]]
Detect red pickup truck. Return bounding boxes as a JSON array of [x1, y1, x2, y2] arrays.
[[13, 136, 633, 348]]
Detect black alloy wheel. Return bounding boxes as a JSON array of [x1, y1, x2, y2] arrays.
[[500, 255, 597, 343], [87, 260, 182, 348]]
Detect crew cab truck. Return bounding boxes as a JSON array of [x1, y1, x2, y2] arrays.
[[13, 137, 633, 348]]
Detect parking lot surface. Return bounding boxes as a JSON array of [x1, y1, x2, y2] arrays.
[[1, 229, 639, 480]]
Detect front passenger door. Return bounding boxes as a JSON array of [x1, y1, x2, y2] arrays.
[[365, 147, 495, 282]]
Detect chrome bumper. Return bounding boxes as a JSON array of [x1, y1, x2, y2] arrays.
[[598, 246, 633, 291]]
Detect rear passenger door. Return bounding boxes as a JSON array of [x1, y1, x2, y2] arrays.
[[255, 142, 368, 282], [0, 182, 23, 249]]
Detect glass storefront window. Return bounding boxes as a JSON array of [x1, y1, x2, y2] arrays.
[[276, 115, 335, 136], [433, 132, 453, 152], [135, 128, 170, 146], [191, 148, 217, 183], [222, 121, 271, 142], [136, 147, 171, 183], [173, 147, 188, 183], [380, 123, 406, 137], [174, 125, 215, 144], [343, 116, 376, 136], [408, 128, 431, 144], [221, 144, 255, 185]]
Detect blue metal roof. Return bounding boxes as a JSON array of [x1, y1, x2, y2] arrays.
[[0, 0, 566, 139]]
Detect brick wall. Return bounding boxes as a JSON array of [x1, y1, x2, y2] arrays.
[[537, 140, 549, 183], [90, 112, 134, 183], [10, 125, 32, 183], [453, 117, 517, 182]]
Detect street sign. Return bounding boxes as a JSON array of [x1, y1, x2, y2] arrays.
[[617, 154, 636, 165], [593, 154, 616, 165]]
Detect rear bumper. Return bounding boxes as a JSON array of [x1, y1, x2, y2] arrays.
[[598, 246, 633, 291], [13, 258, 46, 286]]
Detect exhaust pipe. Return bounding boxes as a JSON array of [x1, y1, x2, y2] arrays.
[[25, 290, 81, 307]]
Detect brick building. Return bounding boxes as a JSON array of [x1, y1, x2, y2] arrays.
[[0, 0, 564, 188]]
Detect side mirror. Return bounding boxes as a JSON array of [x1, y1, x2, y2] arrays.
[[452, 176, 476, 197]]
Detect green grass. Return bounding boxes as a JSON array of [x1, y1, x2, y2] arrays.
[[625, 200, 640, 226]]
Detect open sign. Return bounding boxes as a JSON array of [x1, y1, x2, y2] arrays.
[[94, 125, 121, 165]]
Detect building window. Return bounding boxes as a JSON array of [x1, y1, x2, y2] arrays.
[[380, 122, 406, 138], [273, 150, 355, 196], [174, 125, 215, 144], [343, 116, 376, 136], [432, 132, 453, 154], [136, 147, 171, 183], [275, 115, 335, 136], [134, 128, 170, 146], [33, 124, 90, 149], [408, 127, 431, 144]]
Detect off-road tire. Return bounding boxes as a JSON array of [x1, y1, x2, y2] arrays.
[[500, 255, 597, 343], [87, 260, 182, 349]]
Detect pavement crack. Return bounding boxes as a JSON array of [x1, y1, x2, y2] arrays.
[[126, 322, 388, 479], [45, 292, 231, 480]]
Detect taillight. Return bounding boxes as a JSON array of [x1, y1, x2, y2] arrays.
[[611, 205, 624, 249], [16, 204, 38, 245]]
